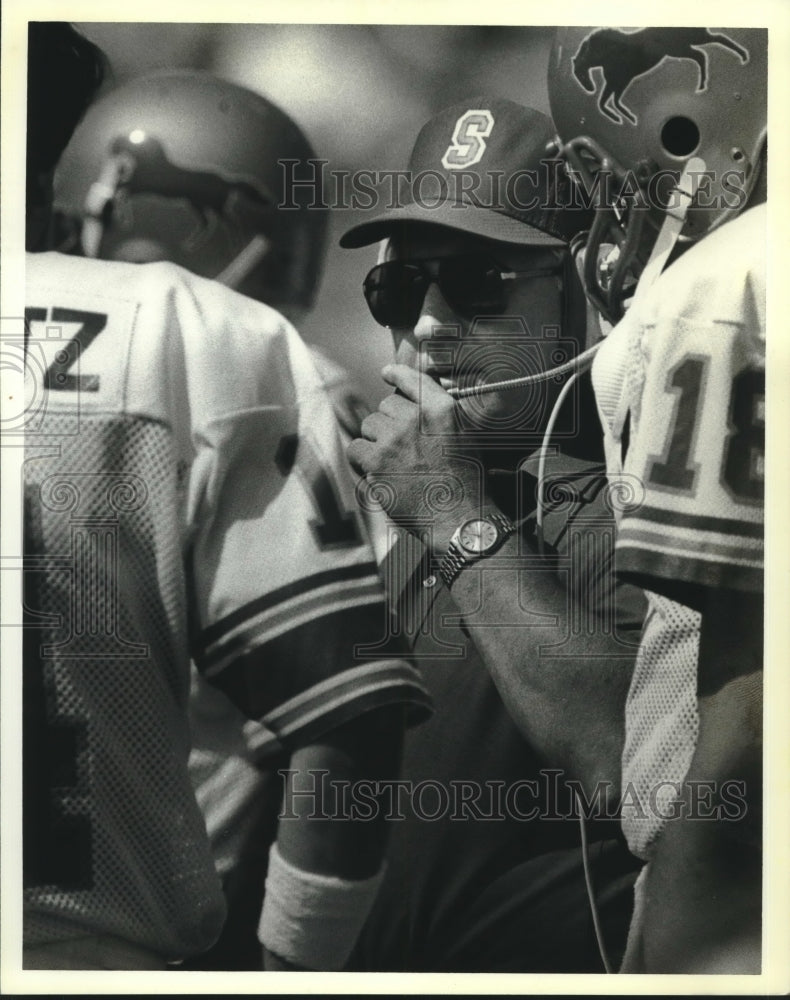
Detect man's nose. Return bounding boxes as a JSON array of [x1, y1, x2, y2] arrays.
[[412, 281, 458, 342]]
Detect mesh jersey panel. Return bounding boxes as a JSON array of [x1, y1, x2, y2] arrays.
[[620, 592, 700, 859], [24, 413, 226, 957]]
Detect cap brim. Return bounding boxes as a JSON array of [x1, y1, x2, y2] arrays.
[[339, 201, 566, 249]]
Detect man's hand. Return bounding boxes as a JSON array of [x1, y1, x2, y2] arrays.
[[346, 364, 483, 552]]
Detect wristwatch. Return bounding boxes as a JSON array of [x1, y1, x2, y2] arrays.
[[438, 511, 517, 588]]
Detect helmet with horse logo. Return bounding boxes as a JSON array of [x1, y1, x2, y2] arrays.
[[547, 27, 766, 322]]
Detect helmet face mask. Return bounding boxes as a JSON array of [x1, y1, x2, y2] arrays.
[[548, 27, 767, 323], [53, 70, 327, 311], [562, 134, 656, 323]]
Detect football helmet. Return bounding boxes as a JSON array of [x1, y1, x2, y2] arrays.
[[547, 27, 767, 323], [53, 70, 327, 310]]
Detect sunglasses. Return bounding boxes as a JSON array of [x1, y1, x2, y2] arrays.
[[363, 254, 564, 328]]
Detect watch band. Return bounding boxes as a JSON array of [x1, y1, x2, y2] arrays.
[[438, 512, 516, 589], [437, 547, 469, 589]]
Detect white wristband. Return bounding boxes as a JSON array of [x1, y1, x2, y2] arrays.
[[258, 842, 385, 971]]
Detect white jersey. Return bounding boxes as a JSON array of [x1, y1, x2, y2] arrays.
[[23, 252, 430, 956], [186, 348, 387, 879], [592, 204, 765, 858]]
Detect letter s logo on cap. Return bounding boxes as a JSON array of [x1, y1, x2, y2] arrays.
[[441, 110, 494, 170]]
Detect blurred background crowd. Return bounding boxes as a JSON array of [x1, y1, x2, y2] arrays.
[[76, 23, 555, 405]]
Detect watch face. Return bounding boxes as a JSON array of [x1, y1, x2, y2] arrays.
[[458, 518, 499, 554]]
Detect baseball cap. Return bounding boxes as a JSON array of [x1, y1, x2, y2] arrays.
[[340, 97, 585, 249]]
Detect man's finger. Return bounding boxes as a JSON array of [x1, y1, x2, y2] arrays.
[[346, 437, 375, 475], [378, 391, 414, 418], [359, 411, 389, 441]]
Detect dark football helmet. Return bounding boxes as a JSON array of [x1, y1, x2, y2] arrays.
[[53, 70, 327, 311], [547, 27, 767, 323]]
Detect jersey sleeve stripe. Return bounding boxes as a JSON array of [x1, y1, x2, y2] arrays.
[[617, 523, 762, 567], [628, 504, 763, 538], [272, 684, 433, 749], [198, 602, 432, 735], [199, 561, 381, 648], [261, 660, 432, 746], [209, 662, 433, 754], [242, 720, 282, 757], [200, 583, 385, 678], [617, 543, 763, 593], [263, 658, 429, 727]]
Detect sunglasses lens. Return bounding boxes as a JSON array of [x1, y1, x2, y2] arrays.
[[362, 255, 515, 328], [363, 262, 427, 328], [439, 256, 505, 317]]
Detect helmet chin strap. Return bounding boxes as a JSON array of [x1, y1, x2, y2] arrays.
[[81, 153, 135, 258], [447, 156, 707, 400], [629, 155, 707, 309], [215, 234, 271, 290]]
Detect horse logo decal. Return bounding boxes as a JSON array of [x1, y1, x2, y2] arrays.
[[571, 28, 749, 125]]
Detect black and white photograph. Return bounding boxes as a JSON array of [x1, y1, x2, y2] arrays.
[[1, 1, 788, 993]]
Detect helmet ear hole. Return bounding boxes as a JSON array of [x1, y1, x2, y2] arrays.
[[661, 116, 700, 157]]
